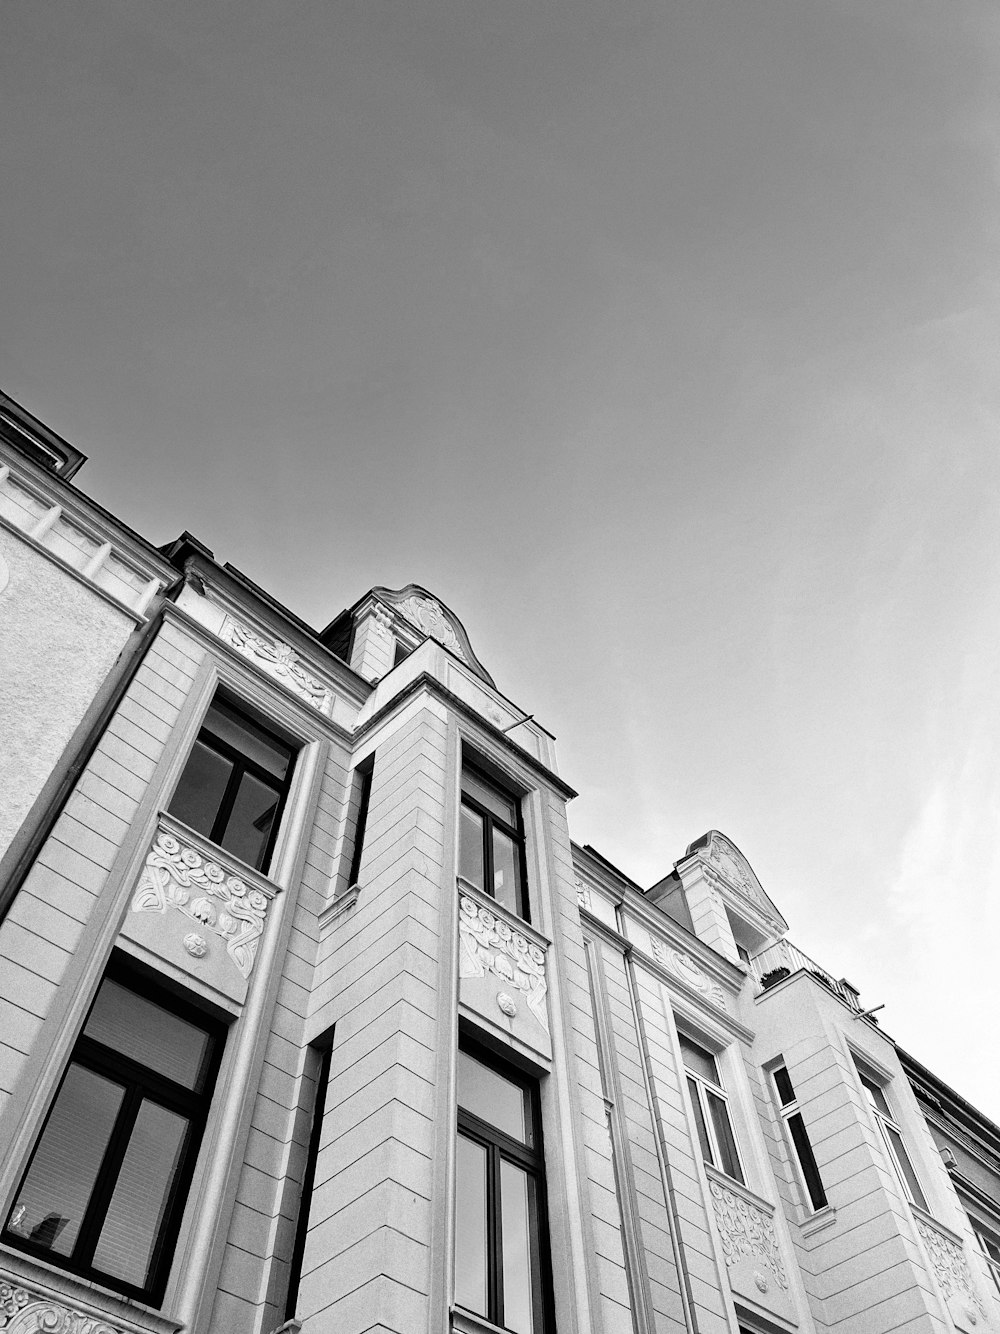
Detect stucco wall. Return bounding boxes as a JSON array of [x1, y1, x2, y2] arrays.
[[0, 528, 135, 858]]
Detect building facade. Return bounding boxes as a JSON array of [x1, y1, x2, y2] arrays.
[[0, 390, 998, 1334]]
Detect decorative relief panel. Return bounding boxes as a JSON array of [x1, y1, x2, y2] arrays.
[[131, 827, 271, 979], [710, 1179, 788, 1292], [0, 1281, 123, 1333], [575, 879, 592, 910], [916, 1217, 987, 1330], [705, 833, 765, 909], [398, 595, 469, 664], [221, 617, 332, 714], [458, 893, 549, 1040], [651, 939, 726, 1009]]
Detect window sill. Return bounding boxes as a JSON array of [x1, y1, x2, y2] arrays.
[[799, 1204, 837, 1238], [452, 1304, 521, 1334], [0, 1244, 181, 1334]]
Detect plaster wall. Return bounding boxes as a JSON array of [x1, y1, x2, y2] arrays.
[[0, 528, 137, 858]]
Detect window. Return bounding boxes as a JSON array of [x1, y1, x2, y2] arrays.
[[3, 965, 223, 1305], [458, 762, 528, 920], [970, 1217, 1000, 1296], [284, 1030, 335, 1321], [455, 1043, 550, 1334], [679, 1032, 745, 1185], [346, 756, 374, 888], [772, 1066, 828, 1211], [169, 694, 296, 872], [855, 1065, 928, 1211]]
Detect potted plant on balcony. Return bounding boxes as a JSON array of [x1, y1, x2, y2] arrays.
[[759, 966, 790, 990]]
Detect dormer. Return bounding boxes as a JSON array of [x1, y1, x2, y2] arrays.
[[321, 583, 495, 687], [647, 830, 787, 966]]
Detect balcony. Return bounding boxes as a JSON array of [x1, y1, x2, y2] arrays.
[[749, 938, 867, 1016]]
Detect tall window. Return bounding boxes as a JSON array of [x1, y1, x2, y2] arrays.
[[169, 694, 296, 872], [855, 1065, 928, 1211], [970, 1217, 1000, 1296], [458, 762, 528, 920], [455, 1043, 550, 1334], [772, 1066, 828, 1211], [679, 1032, 745, 1185], [3, 965, 223, 1305], [346, 756, 374, 888]]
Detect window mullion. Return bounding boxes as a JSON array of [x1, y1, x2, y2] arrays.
[[74, 1083, 144, 1269], [210, 760, 246, 847], [487, 1142, 503, 1327]]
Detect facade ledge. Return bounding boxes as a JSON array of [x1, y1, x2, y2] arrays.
[[451, 1305, 512, 1334], [318, 882, 361, 933], [0, 1247, 181, 1334], [799, 1204, 837, 1239]]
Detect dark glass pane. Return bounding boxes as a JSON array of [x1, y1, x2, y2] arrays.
[[462, 768, 517, 827], [459, 805, 485, 891], [92, 1100, 188, 1287], [679, 1034, 720, 1086], [686, 1076, 714, 1168], [885, 1125, 927, 1210], [222, 771, 281, 869], [458, 1051, 528, 1143], [500, 1159, 534, 1334], [168, 741, 232, 838], [492, 827, 522, 916], [787, 1113, 827, 1210], [85, 980, 212, 1091], [202, 700, 293, 780], [6, 1064, 124, 1257], [773, 1067, 796, 1107], [707, 1090, 744, 1184], [455, 1134, 488, 1316]]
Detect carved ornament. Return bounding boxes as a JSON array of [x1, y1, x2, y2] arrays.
[[398, 595, 469, 664], [575, 880, 593, 911], [705, 835, 765, 908], [915, 1217, 987, 1323], [0, 1281, 123, 1332], [709, 1180, 788, 1290], [221, 617, 332, 714], [651, 939, 726, 1009], [458, 894, 548, 1033], [132, 828, 271, 979]]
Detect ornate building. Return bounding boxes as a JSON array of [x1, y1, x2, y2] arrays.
[[0, 388, 998, 1334]]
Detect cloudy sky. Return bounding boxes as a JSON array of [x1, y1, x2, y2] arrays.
[[3, 1, 1000, 1112]]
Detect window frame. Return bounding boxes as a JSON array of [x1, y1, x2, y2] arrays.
[[454, 1039, 552, 1333], [854, 1062, 928, 1211], [969, 1215, 1000, 1297], [2, 960, 225, 1306], [459, 759, 530, 922], [346, 755, 375, 889], [169, 691, 298, 874], [771, 1064, 828, 1212], [678, 1030, 746, 1186]]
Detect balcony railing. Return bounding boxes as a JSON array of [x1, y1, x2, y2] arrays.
[[749, 939, 866, 1015]]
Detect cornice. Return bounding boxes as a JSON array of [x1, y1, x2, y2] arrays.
[[622, 887, 746, 993]]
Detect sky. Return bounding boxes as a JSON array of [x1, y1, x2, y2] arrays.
[[3, 1, 1000, 1112]]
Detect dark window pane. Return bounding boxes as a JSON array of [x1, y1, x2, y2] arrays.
[[679, 1034, 720, 1086], [500, 1159, 534, 1334], [773, 1067, 796, 1106], [85, 980, 212, 1091], [492, 827, 522, 916], [707, 1090, 744, 1184], [223, 771, 280, 869], [462, 769, 517, 827], [459, 805, 485, 891], [885, 1125, 927, 1210], [8, 1065, 124, 1258], [458, 1051, 528, 1143], [202, 700, 292, 780], [788, 1113, 827, 1210], [168, 741, 232, 838], [455, 1135, 488, 1316], [687, 1076, 714, 1168], [92, 1100, 188, 1287]]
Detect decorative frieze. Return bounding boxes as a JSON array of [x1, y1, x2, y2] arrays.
[[458, 893, 548, 1034], [0, 1281, 123, 1332], [916, 1217, 987, 1326], [221, 617, 332, 714], [651, 938, 726, 1009], [131, 827, 271, 979], [709, 1179, 788, 1291]]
